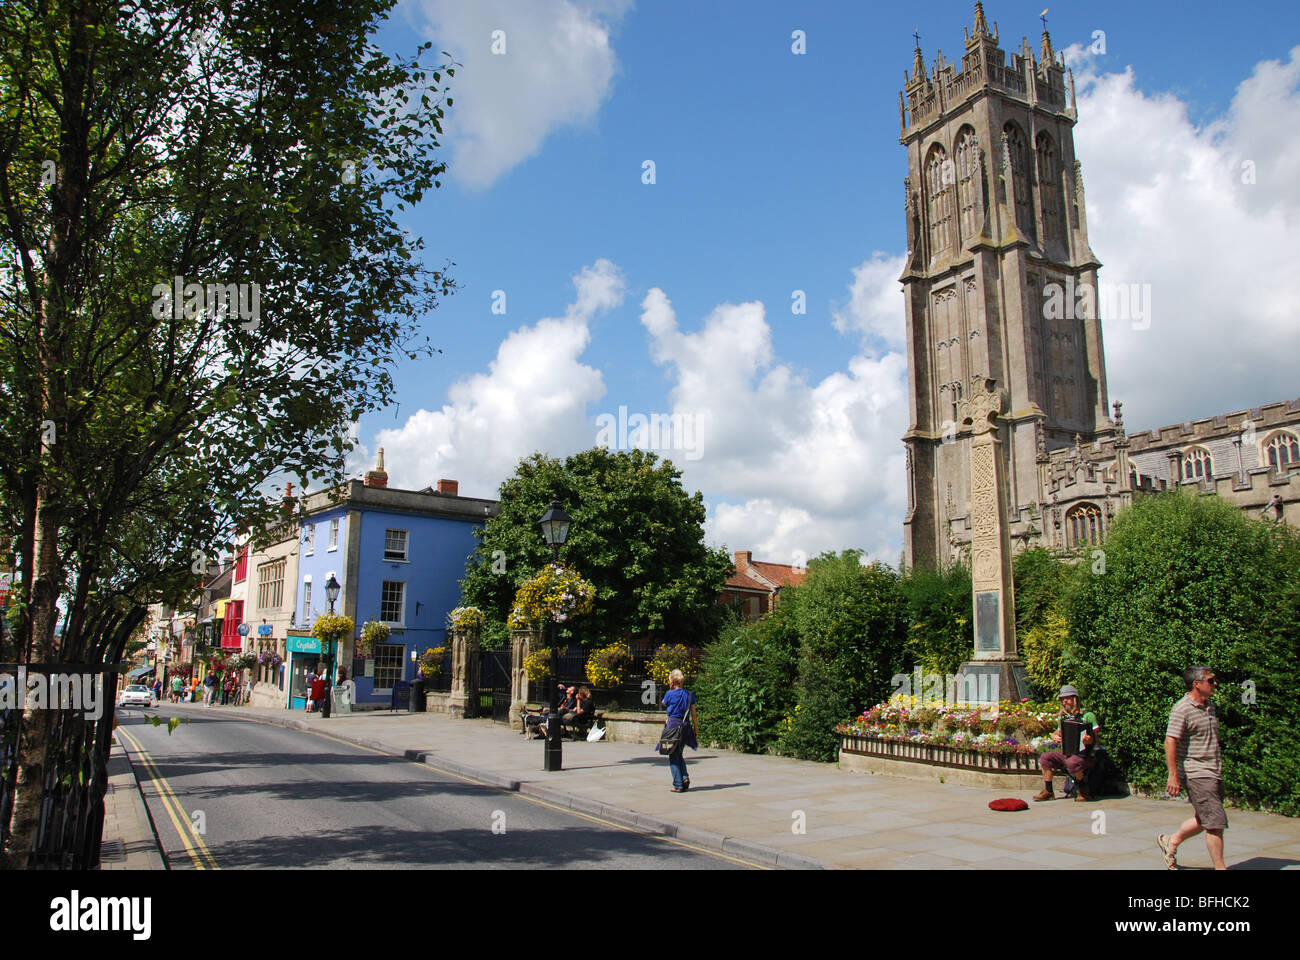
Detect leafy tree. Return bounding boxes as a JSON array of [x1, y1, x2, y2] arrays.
[[0, 0, 454, 865], [777, 553, 907, 761], [460, 448, 732, 647], [1068, 492, 1300, 814], [694, 607, 799, 752], [1012, 547, 1073, 636], [899, 559, 972, 676]]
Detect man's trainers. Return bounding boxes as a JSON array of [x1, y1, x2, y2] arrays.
[[1156, 833, 1178, 870], [1033, 788, 1055, 802]]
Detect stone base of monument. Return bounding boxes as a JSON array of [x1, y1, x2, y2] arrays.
[[839, 734, 1043, 790], [955, 658, 1035, 704]]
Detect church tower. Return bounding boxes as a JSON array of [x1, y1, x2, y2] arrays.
[[900, 4, 1113, 569]]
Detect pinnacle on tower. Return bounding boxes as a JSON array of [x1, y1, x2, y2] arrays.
[[911, 35, 926, 84], [974, 2, 989, 37], [1041, 29, 1054, 63]]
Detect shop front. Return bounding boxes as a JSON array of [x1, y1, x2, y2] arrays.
[[286, 633, 324, 710]]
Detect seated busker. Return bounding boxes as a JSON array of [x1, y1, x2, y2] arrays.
[[1034, 684, 1100, 803]]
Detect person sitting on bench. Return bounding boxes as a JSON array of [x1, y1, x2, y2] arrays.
[[565, 686, 596, 738], [523, 684, 571, 738]]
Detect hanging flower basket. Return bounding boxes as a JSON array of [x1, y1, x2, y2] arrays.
[[508, 563, 595, 629], [312, 613, 354, 651], [357, 620, 389, 657], [447, 605, 485, 633]]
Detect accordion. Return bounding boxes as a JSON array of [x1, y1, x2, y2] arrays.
[[1060, 715, 1093, 757]]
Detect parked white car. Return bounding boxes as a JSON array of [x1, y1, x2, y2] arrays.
[[118, 684, 153, 708]]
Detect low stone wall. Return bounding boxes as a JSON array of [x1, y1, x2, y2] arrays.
[[838, 734, 1044, 790], [425, 691, 450, 714], [601, 710, 664, 745]]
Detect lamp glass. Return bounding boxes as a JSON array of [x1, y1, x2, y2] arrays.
[[538, 501, 572, 548]]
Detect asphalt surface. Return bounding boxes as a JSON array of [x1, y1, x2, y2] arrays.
[[114, 707, 751, 870]]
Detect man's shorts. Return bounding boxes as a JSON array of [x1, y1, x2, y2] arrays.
[[1186, 777, 1228, 830]]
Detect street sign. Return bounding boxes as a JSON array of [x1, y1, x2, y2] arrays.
[[237, 623, 250, 636], [257, 624, 273, 636]]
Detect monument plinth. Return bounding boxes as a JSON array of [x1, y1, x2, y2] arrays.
[[956, 376, 1031, 703]]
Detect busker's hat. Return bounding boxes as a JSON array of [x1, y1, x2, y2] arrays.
[[1058, 684, 1080, 699]]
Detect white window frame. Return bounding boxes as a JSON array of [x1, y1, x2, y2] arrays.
[[372, 642, 405, 694], [383, 528, 409, 562], [303, 524, 314, 555], [380, 580, 406, 626], [328, 518, 339, 551], [302, 578, 312, 625], [257, 558, 286, 612]]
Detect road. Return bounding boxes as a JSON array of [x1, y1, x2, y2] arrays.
[[113, 707, 752, 869]]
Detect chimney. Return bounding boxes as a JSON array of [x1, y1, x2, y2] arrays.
[[364, 448, 389, 488], [435, 479, 459, 496], [734, 550, 752, 570], [282, 481, 295, 515]]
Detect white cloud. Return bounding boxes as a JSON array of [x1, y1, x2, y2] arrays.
[[1065, 45, 1300, 429], [411, 0, 631, 189], [373, 259, 623, 494], [639, 282, 910, 566], [832, 252, 908, 353]]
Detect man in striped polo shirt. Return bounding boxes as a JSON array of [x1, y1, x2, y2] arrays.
[[1156, 665, 1227, 870]]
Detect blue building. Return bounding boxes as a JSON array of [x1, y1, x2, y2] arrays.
[[290, 452, 498, 709]]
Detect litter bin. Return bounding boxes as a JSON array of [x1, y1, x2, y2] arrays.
[[409, 678, 426, 712]]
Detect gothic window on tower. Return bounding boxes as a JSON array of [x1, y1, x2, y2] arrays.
[[1036, 131, 1066, 254], [1183, 447, 1214, 480], [926, 144, 954, 260], [1066, 503, 1103, 548], [955, 127, 980, 244], [1004, 123, 1036, 241], [1264, 431, 1300, 471]]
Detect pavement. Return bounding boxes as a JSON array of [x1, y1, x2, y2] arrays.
[[98, 701, 1300, 871], [99, 733, 168, 870]]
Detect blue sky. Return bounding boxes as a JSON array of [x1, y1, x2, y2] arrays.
[[336, 0, 1300, 566]]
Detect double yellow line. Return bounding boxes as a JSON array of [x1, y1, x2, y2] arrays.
[[116, 726, 219, 870]]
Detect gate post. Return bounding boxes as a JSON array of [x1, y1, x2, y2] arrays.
[[447, 627, 479, 719], [508, 627, 537, 725]]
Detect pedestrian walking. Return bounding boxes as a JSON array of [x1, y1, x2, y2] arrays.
[[1157, 665, 1228, 870], [658, 669, 698, 792], [170, 676, 182, 703]]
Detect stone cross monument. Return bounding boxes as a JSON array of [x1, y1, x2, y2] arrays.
[[956, 375, 1030, 703]]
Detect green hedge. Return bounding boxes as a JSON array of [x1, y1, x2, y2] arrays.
[[694, 608, 799, 752], [1069, 491, 1300, 815]]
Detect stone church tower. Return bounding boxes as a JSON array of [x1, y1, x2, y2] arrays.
[[900, 3, 1115, 569]]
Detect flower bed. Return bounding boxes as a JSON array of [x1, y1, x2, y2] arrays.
[[835, 695, 1060, 772], [838, 731, 1044, 773]]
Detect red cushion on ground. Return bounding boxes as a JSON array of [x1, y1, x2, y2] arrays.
[[988, 797, 1029, 811]]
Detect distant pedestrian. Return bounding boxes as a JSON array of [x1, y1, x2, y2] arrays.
[[659, 669, 698, 792], [1157, 665, 1227, 870], [309, 673, 327, 713], [153, 678, 162, 703], [170, 676, 182, 703]]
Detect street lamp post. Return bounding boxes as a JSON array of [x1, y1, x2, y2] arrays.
[[323, 573, 341, 719], [538, 500, 573, 772]]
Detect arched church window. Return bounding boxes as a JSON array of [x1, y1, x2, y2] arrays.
[[1066, 503, 1103, 548], [926, 144, 954, 259], [955, 127, 981, 245], [1036, 131, 1067, 254], [1183, 447, 1213, 480], [1264, 431, 1300, 471], [1004, 123, 1036, 241]]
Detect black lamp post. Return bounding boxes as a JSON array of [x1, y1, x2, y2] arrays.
[[323, 573, 341, 719], [538, 500, 572, 772]]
